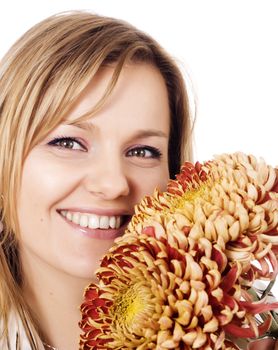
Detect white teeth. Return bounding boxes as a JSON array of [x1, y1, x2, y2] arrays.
[[72, 213, 80, 224], [109, 216, 116, 229], [60, 211, 124, 230], [80, 215, 88, 228], [100, 216, 109, 229], [88, 215, 99, 229]]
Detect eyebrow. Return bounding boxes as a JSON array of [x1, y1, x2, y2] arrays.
[[68, 121, 95, 132], [67, 121, 168, 139], [130, 129, 168, 139]]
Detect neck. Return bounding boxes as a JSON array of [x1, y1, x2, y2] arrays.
[[21, 254, 94, 350]]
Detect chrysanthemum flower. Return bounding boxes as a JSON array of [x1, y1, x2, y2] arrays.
[[79, 153, 278, 350], [132, 153, 278, 284]]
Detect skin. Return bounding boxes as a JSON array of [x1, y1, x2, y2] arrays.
[[16, 63, 171, 349]]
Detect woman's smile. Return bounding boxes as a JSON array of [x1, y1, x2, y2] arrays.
[[58, 209, 132, 240]]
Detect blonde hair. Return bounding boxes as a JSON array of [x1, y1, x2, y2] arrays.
[[0, 11, 194, 347]]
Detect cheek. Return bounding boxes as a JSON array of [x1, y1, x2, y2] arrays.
[[17, 163, 54, 241], [131, 166, 169, 200], [19, 162, 57, 215], [17, 153, 80, 228]]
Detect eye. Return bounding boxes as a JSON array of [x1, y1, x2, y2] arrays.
[[47, 137, 87, 151], [126, 146, 162, 159]]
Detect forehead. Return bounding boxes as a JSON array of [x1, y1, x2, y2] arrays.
[[65, 63, 170, 133]]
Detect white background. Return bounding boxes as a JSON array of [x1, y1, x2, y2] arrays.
[[0, 0, 277, 165], [1, 1, 278, 295]]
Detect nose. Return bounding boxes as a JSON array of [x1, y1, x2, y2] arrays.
[[83, 156, 130, 200]]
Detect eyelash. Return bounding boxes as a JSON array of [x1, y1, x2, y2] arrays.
[[47, 136, 86, 151], [126, 146, 162, 159], [47, 136, 162, 159]]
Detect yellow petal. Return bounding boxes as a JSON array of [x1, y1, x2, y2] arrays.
[[192, 328, 207, 348], [161, 339, 178, 349], [182, 330, 197, 345], [203, 317, 219, 333], [173, 321, 184, 342], [158, 316, 173, 330], [189, 222, 204, 240], [211, 287, 223, 301]]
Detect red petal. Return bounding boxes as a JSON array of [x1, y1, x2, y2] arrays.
[[223, 314, 272, 338], [142, 226, 156, 237], [222, 293, 238, 310], [212, 246, 227, 272], [220, 264, 239, 292], [239, 299, 278, 314], [247, 337, 277, 350]]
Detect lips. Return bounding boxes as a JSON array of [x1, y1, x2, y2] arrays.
[[57, 209, 132, 240]]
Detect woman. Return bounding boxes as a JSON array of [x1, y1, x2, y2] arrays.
[[0, 10, 193, 350]]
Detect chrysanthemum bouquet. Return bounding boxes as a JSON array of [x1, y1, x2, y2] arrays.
[[79, 152, 278, 350]]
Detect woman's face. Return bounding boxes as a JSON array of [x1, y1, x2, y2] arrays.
[[17, 64, 170, 281]]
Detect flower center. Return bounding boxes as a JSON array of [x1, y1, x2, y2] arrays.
[[172, 182, 210, 210], [113, 283, 153, 331]]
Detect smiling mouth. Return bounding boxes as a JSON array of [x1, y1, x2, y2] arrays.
[[58, 210, 131, 230]]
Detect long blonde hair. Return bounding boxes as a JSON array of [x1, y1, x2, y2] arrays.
[[0, 11, 194, 347]]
